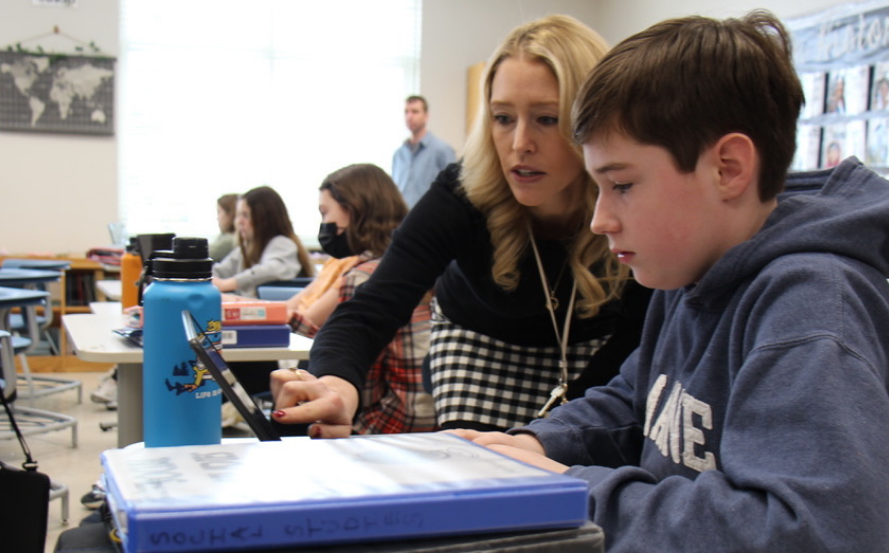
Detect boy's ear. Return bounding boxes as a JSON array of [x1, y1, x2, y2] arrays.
[[713, 133, 757, 201]]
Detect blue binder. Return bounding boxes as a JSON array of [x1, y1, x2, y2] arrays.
[[220, 324, 290, 348], [101, 434, 589, 553]]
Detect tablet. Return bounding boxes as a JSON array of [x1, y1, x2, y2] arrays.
[[181, 309, 281, 441]]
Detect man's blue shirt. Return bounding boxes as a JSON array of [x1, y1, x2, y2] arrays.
[[392, 131, 456, 208]]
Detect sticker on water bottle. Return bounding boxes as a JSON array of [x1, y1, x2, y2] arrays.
[[163, 317, 223, 399]]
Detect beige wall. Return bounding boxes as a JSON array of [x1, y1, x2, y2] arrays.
[[0, 0, 119, 256], [0, 0, 846, 256], [594, 0, 847, 46]]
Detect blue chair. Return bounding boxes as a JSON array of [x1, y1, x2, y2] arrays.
[[0, 262, 82, 405], [0, 288, 78, 445], [256, 277, 313, 301], [1, 259, 70, 355]]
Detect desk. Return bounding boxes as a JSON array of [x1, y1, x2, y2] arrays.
[[0, 267, 61, 287], [1, 258, 71, 271], [0, 286, 48, 334], [63, 302, 312, 447], [95, 279, 121, 301], [0, 267, 63, 353]]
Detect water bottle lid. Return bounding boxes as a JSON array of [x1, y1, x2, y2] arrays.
[[151, 237, 213, 278], [125, 236, 139, 255]]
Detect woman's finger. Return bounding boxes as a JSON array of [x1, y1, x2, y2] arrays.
[[308, 422, 353, 439]]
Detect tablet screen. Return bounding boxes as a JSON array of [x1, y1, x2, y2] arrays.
[[181, 310, 280, 441]]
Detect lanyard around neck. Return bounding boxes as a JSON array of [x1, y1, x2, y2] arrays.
[[529, 228, 577, 417]]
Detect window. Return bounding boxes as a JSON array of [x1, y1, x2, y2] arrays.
[[119, 0, 421, 246]]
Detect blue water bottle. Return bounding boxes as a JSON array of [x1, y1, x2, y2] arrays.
[[142, 237, 222, 447]]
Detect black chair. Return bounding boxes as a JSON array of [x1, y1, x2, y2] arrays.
[[0, 329, 73, 523]]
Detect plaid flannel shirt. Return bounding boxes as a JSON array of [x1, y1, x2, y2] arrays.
[[290, 256, 437, 434]]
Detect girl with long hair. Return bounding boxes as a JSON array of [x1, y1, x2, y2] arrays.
[[212, 185, 314, 298]]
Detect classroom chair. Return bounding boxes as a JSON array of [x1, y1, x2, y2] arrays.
[[1, 260, 82, 405], [0, 329, 73, 523]]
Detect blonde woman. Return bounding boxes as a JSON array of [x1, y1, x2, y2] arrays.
[[271, 15, 651, 437]]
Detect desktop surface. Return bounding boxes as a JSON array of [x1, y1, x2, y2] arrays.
[[63, 302, 312, 446]]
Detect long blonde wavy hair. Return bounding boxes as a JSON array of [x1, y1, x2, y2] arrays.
[[461, 14, 629, 317]]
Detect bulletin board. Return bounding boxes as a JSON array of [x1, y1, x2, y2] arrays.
[[788, 0, 889, 173]]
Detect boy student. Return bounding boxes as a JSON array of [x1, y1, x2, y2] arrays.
[[453, 10, 889, 551]]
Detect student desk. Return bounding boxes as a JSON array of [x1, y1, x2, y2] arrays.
[[0, 267, 61, 287], [0, 267, 62, 347], [63, 302, 312, 447], [0, 287, 48, 341], [95, 279, 122, 301]]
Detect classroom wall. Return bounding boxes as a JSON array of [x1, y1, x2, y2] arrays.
[[0, 0, 846, 256], [594, 0, 848, 46], [421, 0, 599, 152], [0, 0, 119, 257]]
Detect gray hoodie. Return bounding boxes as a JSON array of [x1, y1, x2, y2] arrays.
[[522, 157, 889, 552]]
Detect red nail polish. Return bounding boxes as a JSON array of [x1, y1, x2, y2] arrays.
[[273, 410, 286, 418], [310, 426, 321, 439]]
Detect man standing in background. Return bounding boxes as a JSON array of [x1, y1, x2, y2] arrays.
[[392, 95, 456, 208]]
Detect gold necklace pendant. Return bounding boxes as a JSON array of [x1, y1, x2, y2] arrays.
[[549, 294, 559, 311]]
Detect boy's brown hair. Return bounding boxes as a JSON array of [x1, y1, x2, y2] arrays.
[[572, 10, 803, 201]]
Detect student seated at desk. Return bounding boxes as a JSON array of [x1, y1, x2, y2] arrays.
[[452, 11, 889, 551], [212, 185, 314, 298], [208, 193, 238, 262], [238, 164, 436, 434]]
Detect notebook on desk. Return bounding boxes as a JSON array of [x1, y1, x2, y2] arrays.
[[112, 327, 142, 347], [182, 309, 281, 441], [101, 434, 591, 553]]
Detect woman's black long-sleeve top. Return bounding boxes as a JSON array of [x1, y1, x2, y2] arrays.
[[309, 164, 651, 400]]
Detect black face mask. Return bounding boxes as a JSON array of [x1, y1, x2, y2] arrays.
[[318, 222, 354, 259]]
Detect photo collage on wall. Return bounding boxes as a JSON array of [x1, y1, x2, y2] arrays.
[[794, 61, 889, 171], [789, 2, 889, 174]]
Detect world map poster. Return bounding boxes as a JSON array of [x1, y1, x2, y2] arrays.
[[0, 52, 115, 135]]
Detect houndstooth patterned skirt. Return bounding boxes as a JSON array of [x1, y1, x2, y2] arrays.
[[428, 302, 609, 430]]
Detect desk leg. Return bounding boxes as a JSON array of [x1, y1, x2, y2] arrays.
[[116, 362, 143, 447]]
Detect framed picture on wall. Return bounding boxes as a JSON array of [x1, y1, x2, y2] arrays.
[[800, 72, 826, 118], [866, 117, 889, 166], [792, 123, 822, 170], [822, 125, 845, 168], [872, 61, 889, 111], [822, 121, 866, 168], [826, 66, 870, 115]]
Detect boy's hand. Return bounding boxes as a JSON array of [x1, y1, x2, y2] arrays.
[[445, 429, 569, 473], [270, 369, 358, 439]]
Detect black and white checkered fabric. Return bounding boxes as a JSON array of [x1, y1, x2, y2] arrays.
[[428, 303, 609, 430]]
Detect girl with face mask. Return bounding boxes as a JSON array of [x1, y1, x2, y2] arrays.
[[280, 163, 436, 434]]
